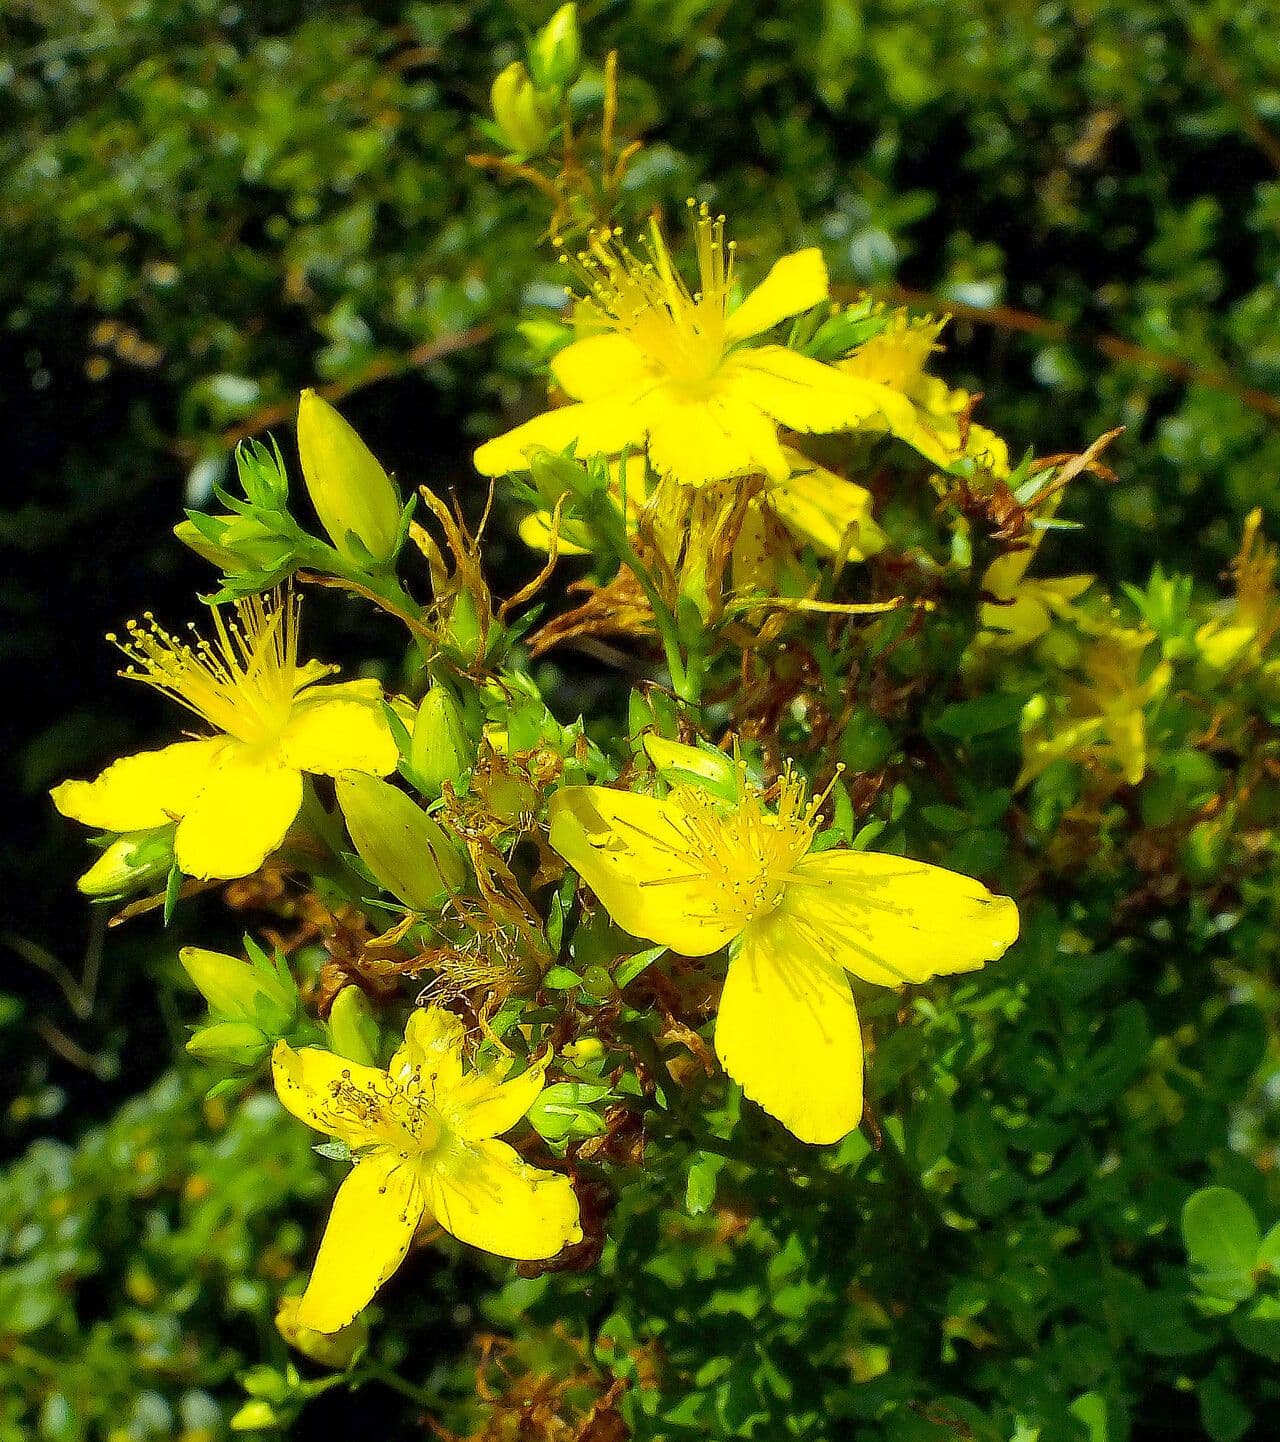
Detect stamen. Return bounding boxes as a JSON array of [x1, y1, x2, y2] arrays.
[[562, 202, 738, 383], [110, 589, 330, 744]]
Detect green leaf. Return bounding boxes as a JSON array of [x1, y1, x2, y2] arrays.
[[685, 1152, 724, 1216], [1199, 1367, 1252, 1442], [313, 1139, 352, 1162], [541, 965, 583, 990], [1182, 1187, 1261, 1302], [614, 945, 667, 990], [932, 693, 1026, 738]]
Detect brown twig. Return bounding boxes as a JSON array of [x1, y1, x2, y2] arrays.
[[175, 324, 494, 461]]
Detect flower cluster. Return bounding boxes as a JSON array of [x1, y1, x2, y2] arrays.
[[44, 19, 1280, 1426]]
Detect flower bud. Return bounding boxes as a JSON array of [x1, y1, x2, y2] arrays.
[[77, 829, 174, 899], [528, 449, 606, 508], [443, 588, 486, 664], [562, 1037, 605, 1065], [490, 61, 551, 157], [643, 735, 739, 799], [326, 986, 380, 1067], [410, 684, 473, 798], [230, 1400, 281, 1432], [528, 4, 581, 92], [179, 946, 296, 1033], [275, 1294, 368, 1370], [296, 390, 402, 568], [336, 772, 467, 911], [187, 1019, 272, 1068], [175, 513, 293, 576]]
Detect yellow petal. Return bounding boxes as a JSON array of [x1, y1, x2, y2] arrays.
[[551, 333, 654, 401], [980, 591, 1053, 650], [715, 917, 863, 1145], [981, 547, 1035, 598], [766, 459, 886, 559], [426, 1137, 581, 1259], [389, 1006, 466, 1095], [51, 739, 226, 832], [1016, 716, 1107, 790], [445, 1056, 549, 1141], [278, 692, 398, 777], [473, 394, 649, 476], [645, 387, 789, 485], [723, 347, 920, 436], [174, 746, 303, 879], [548, 786, 744, 955], [518, 509, 593, 555], [724, 249, 829, 345], [784, 849, 1019, 987], [272, 1040, 392, 1150], [1105, 711, 1148, 786], [297, 1151, 424, 1332]]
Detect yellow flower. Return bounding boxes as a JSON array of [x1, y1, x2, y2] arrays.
[[978, 531, 1093, 651], [548, 764, 1018, 1145], [1197, 508, 1280, 671], [273, 1007, 581, 1332], [50, 591, 397, 880], [474, 205, 918, 487], [1018, 627, 1170, 789], [840, 312, 1010, 475]]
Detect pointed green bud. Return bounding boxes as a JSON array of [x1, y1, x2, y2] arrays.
[[231, 1400, 282, 1432], [179, 946, 297, 1033], [187, 1019, 271, 1068], [642, 735, 739, 800], [77, 829, 174, 899], [529, 4, 581, 91], [175, 513, 293, 576], [444, 588, 485, 664], [326, 986, 380, 1067], [490, 61, 552, 156], [527, 449, 606, 508], [410, 685, 473, 798], [296, 390, 402, 568], [336, 772, 467, 911]]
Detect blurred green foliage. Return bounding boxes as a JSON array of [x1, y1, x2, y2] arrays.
[[5, 0, 1280, 1439]]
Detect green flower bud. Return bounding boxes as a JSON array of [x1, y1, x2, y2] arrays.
[[296, 390, 402, 568], [77, 828, 174, 899], [275, 1294, 368, 1370], [230, 1400, 281, 1432], [527, 449, 606, 508], [187, 1019, 271, 1068], [179, 946, 296, 1033], [490, 61, 551, 157], [529, 4, 581, 91], [326, 986, 380, 1067], [410, 685, 473, 798], [444, 588, 486, 664], [336, 772, 467, 911], [175, 513, 293, 576], [642, 735, 739, 800]]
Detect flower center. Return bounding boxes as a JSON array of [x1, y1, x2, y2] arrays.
[[325, 1069, 445, 1158], [111, 591, 326, 746], [649, 772, 821, 932], [568, 201, 736, 385]]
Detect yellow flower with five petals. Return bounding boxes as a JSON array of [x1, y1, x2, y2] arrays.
[[549, 761, 1018, 1145], [273, 1007, 581, 1332], [474, 205, 918, 488], [50, 591, 397, 880]]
